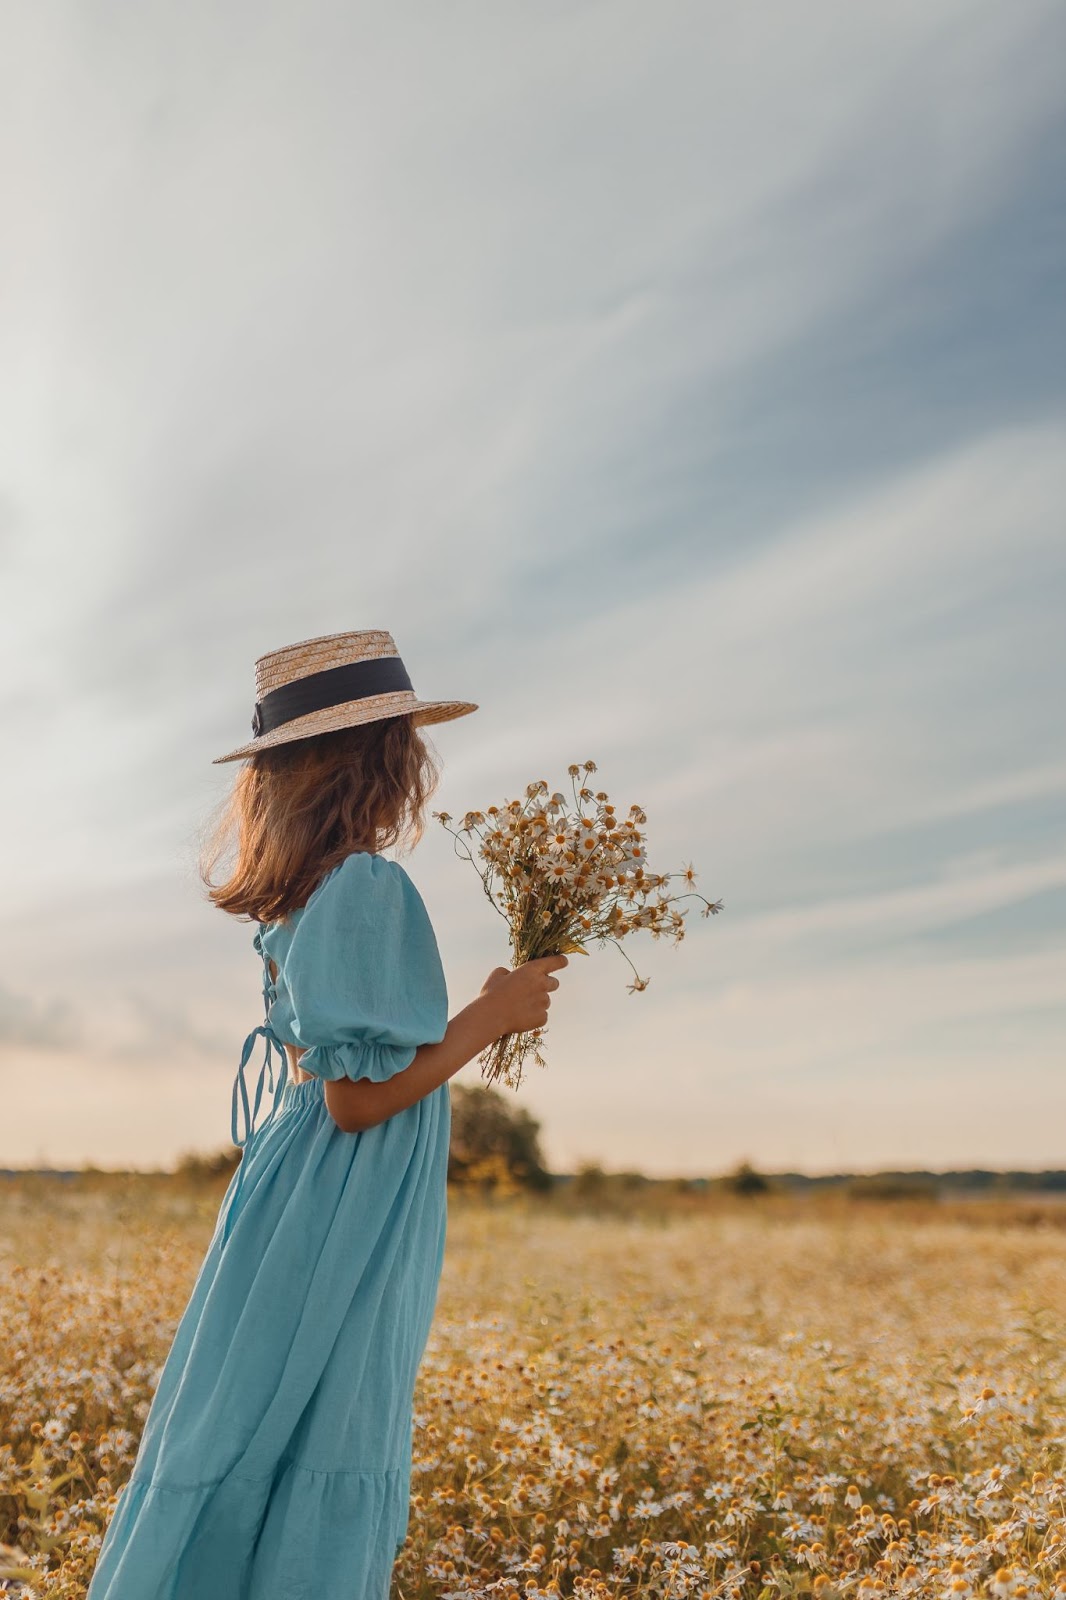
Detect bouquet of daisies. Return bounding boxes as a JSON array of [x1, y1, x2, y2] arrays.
[[434, 760, 722, 1088]]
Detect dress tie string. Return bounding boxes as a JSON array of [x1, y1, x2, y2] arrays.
[[219, 940, 290, 1245], [229, 1023, 289, 1148]]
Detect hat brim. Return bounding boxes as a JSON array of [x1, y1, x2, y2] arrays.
[[211, 694, 478, 764]]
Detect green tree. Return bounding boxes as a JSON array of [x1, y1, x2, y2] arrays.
[[727, 1159, 771, 1196], [448, 1083, 552, 1192]]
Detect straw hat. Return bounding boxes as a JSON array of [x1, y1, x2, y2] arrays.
[[212, 629, 478, 764]]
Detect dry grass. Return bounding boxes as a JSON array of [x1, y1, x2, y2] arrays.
[[0, 1177, 1063, 1597]]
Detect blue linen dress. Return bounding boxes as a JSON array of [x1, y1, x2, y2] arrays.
[[87, 850, 452, 1600]]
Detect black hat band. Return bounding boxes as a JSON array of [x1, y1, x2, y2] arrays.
[[251, 655, 414, 738]]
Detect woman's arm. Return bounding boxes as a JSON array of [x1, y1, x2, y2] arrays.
[[324, 955, 568, 1133]]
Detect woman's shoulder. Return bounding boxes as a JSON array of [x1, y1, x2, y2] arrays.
[[326, 849, 419, 895], [334, 848, 408, 878], [287, 849, 443, 989], [303, 849, 432, 928], [257, 852, 417, 942]]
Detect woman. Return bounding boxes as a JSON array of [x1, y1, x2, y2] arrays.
[[87, 627, 567, 1600]]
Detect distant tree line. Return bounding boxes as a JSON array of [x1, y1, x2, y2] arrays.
[[148, 1105, 1066, 1198]]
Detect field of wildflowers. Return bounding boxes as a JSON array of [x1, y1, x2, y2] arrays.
[[0, 1177, 1063, 1598]]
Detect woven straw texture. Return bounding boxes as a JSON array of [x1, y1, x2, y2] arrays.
[[212, 629, 477, 764]]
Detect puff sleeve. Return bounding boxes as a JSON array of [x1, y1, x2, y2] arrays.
[[278, 852, 449, 1084]]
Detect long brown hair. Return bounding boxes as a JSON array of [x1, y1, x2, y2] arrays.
[[199, 715, 441, 925]]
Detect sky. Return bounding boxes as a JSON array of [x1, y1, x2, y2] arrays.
[[2, 0, 1064, 1176]]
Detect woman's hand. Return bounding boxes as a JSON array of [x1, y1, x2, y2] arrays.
[[480, 955, 568, 1036]]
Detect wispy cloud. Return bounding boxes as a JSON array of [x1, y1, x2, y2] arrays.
[[0, 983, 82, 1052], [717, 853, 1066, 953]]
